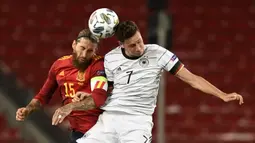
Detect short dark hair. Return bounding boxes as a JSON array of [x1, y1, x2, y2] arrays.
[[115, 21, 139, 43], [76, 29, 99, 44]]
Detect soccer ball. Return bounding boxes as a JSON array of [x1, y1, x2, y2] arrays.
[[88, 8, 119, 39]]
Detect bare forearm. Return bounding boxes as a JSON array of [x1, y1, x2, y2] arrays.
[[70, 96, 96, 111], [191, 75, 226, 98], [26, 99, 42, 113]]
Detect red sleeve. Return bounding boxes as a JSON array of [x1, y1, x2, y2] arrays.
[[90, 59, 108, 107], [33, 61, 58, 105]]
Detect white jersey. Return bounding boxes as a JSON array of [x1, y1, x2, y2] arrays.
[[102, 44, 184, 115]]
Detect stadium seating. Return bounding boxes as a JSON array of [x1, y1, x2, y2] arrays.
[[1, 0, 254, 142], [0, 0, 148, 141], [166, 0, 254, 142], [0, 114, 36, 143], [0, 0, 147, 101]]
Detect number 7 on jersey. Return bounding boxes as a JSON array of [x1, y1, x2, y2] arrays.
[[126, 71, 133, 84]]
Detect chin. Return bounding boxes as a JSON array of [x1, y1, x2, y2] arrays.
[[136, 53, 143, 56], [78, 60, 85, 63]]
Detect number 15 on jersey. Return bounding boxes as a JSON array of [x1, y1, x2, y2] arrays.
[[64, 82, 75, 97]]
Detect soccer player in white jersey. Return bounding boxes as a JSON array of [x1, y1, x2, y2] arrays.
[[75, 21, 244, 143]]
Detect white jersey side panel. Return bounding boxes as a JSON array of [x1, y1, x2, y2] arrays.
[[102, 44, 181, 115]]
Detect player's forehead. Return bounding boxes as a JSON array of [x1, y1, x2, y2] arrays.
[[124, 31, 142, 45], [77, 38, 97, 48]]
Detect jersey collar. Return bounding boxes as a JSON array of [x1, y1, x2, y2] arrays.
[[121, 48, 143, 60]]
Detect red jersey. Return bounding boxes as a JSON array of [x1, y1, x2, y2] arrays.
[[34, 55, 108, 133]]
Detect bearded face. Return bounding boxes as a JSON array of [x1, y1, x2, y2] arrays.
[[72, 38, 98, 71]]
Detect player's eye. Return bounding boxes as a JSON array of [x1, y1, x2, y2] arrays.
[[130, 44, 136, 47], [80, 46, 86, 50], [87, 49, 93, 53]]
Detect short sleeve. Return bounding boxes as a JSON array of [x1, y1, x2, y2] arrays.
[[157, 46, 184, 75], [104, 57, 114, 82]]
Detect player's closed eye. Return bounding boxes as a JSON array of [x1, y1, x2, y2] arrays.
[[87, 49, 93, 53], [130, 44, 136, 48], [80, 46, 86, 50]]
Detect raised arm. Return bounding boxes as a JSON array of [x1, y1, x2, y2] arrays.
[[16, 62, 58, 121], [175, 67, 244, 104]]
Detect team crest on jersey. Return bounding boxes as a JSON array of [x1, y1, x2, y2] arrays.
[[139, 57, 149, 67], [76, 71, 86, 82]]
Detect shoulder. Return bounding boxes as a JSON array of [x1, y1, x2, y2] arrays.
[[91, 55, 104, 65], [93, 55, 104, 61], [105, 46, 122, 61], [57, 55, 72, 61], [55, 55, 72, 64], [90, 55, 105, 76], [89, 55, 105, 71], [145, 44, 167, 53], [145, 44, 175, 58], [51, 55, 73, 70]]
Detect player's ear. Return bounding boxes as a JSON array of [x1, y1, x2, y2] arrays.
[[72, 40, 77, 50]]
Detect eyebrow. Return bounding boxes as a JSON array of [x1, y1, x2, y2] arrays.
[[128, 39, 140, 46]]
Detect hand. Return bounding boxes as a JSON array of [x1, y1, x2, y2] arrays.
[[16, 107, 30, 121], [52, 105, 72, 125], [72, 92, 91, 102], [221, 92, 244, 105]]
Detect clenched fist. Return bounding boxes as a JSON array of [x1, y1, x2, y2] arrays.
[[16, 107, 30, 121]]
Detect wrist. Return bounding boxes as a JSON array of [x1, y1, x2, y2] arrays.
[[218, 92, 227, 99], [25, 106, 35, 114], [26, 99, 42, 113], [67, 103, 76, 111]]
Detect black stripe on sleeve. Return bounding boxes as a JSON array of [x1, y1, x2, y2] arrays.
[[169, 61, 184, 75], [108, 81, 114, 87], [107, 81, 114, 96]]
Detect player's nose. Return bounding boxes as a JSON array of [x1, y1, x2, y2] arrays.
[[81, 51, 87, 58], [136, 46, 143, 53]]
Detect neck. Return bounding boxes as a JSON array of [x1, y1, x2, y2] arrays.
[[121, 48, 141, 60]]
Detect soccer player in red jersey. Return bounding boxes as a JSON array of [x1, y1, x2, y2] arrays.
[[15, 29, 108, 143]]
